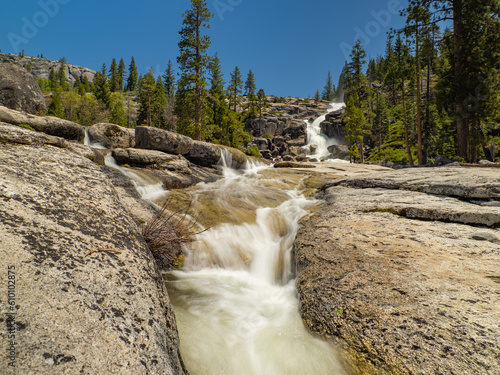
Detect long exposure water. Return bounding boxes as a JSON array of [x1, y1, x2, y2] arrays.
[[305, 102, 345, 158], [162, 156, 349, 375]]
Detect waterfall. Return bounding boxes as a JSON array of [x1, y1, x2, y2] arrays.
[[305, 102, 345, 159], [164, 157, 348, 375]]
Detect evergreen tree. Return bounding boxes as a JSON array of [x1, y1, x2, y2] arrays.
[[245, 69, 257, 114], [127, 57, 138, 92], [48, 68, 59, 91], [322, 70, 335, 101], [137, 70, 156, 126], [256, 89, 267, 118], [153, 76, 167, 128], [82, 76, 91, 93], [57, 58, 67, 91], [118, 58, 126, 91], [208, 54, 226, 130], [346, 40, 367, 105], [343, 96, 368, 163], [175, 0, 213, 140], [163, 60, 176, 97], [314, 89, 321, 103], [109, 92, 127, 126], [227, 66, 243, 111], [109, 58, 120, 92], [47, 91, 65, 118], [93, 70, 111, 108]]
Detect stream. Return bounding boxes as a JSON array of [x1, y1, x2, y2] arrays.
[[85, 105, 350, 374]]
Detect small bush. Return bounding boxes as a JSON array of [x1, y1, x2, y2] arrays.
[[245, 145, 261, 158], [141, 198, 206, 270], [261, 133, 274, 139]]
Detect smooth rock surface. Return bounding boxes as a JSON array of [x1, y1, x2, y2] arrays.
[[185, 140, 222, 167], [87, 123, 135, 149], [135, 126, 193, 155], [0, 106, 85, 142], [295, 164, 500, 374], [0, 144, 187, 375], [0, 62, 47, 115]]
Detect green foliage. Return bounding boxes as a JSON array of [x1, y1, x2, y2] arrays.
[[109, 92, 127, 126], [127, 57, 138, 92], [109, 58, 121, 92], [245, 145, 261, 158], [93, 71, 111, 108], [273, 96, 286, 103], [261, 133, 274, 139], [15, 123, 34, 131], [36, 78, 51, 93], [47, 91, 64, 118], [227, 66, 243, 111], [322, 70, 335, 101]]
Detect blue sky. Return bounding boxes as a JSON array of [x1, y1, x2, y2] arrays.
[[1, 0, 407, 97]]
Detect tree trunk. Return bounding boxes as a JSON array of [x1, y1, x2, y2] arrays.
[[416, 25, 423, 165], [194, 13, 202, 141], [402, 85, 413, 165], [453, 0, 468, 159]]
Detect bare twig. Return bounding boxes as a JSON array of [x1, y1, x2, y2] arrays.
[[85, 248, 122, 257]]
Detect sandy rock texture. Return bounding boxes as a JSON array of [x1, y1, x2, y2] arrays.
[[0, 141, 187, 374], [295, 165, 500, 374]]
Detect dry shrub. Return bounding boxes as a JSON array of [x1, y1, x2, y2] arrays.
[[142, 197, 205, 270]]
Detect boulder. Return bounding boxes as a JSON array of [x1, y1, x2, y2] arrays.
[[0, 62, 46, 115], [283, 123, 306, 140], [0, 143, 187, 375], [0, 122, 105, 166], [0, 105, 85, 142], [135, 126, 193, 155], [186, 140, 222, 167], [327, 144, 350, 160], [252, 137, 272, 151], [112, 148, 190, 172], [87, 123, 135, 149]]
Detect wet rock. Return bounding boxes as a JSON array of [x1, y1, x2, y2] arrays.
[[274, 161, 316, 168], [327, 144, 350, 160], [186, 140, 223, 167], [295, 165, 500, 374], [0, 144, 187, 375], [87, 123, 135, 149], [0, 62, 47, 115], [0, 105, 85, 141], [135, 126, 193, 155]]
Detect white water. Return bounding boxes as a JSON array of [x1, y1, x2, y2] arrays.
[[305, 102, 345, 159], [84, 128, 166, 202], [164, 156, 348, 375]]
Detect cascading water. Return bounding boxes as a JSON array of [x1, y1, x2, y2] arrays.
[[305, 102, 345, 159], [163, 152, 349, 375], [84, 128, 166, 202]]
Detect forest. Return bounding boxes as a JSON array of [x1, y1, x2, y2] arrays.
[[38, 0, 500, 164]]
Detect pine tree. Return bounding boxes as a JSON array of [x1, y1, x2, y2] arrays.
[[153, 76, 167, 128], [127, 57, 138, 92], [227, 66, 243, 111], [137, 70, 156, 126], [244, 69, 257, 114], [344, 96, 368, 163], [48, 68, 59, 91], [57, 58, 67, 91], [176, 0, 213, 141], [163, 60, 176, 97], [109, 92, 127, 126], [314, 89, 321, 103], [47, 91, 65, 118], [109, 58, 120, 92], [118, 58, 126, 92], [322, 70, 335, 101], [256, 89, 267, 118], [93, 70, 111, 109]]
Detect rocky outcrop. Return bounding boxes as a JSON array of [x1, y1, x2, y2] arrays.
[[135, 126, 194, 155], [88, 123, 135, 149], [112, 148, 190, 172], [320, 108, 346, 142], [0, 54, 96, 85], [186, 140, 222, 167], [327, 144, 350, 160], [0, 142, 188, 374], [295, 165, 500, 374], [0, 62, 46, 114], [0, 105, 85, 142], [0, 123, 104, 165]]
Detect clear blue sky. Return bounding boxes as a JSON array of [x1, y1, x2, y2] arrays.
[[1, 0, 407, 97]]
